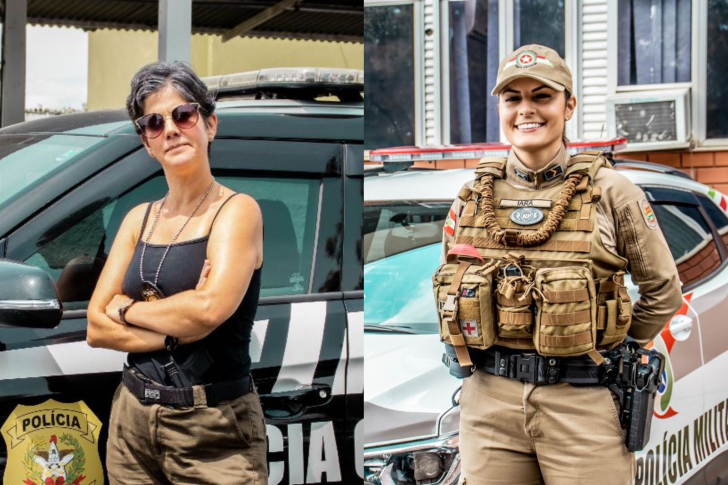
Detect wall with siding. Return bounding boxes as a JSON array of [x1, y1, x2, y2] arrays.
[[580, 0, 609, 140]]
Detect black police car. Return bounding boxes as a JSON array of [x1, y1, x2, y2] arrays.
[[0, 68, 363, 484]]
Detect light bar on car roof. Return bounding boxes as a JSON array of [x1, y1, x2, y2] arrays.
[[369, 138, 628, 163], [203, 67, 364, 93]]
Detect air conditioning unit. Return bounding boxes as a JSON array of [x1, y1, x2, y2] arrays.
[[606, 89, 691, 150]]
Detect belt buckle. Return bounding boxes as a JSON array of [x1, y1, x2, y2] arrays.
[[510, 354, 541, 383]]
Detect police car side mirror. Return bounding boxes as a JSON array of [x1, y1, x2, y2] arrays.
[[0, 259, 63, 329]]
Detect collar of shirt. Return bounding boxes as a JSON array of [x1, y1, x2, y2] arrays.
[[505, 145, 569, 190]]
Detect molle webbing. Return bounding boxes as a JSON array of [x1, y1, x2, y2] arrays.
[[475, 157, 507, 179], [477, 173, 584, 247], [455, 235, 592, 253]]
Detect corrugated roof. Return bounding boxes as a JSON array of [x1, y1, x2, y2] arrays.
[[23, 0, 363, 43]]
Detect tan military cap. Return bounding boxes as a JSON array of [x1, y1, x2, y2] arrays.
[[491, 44, 573, 96]]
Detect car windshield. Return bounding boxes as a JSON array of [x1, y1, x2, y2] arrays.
[[0, 134, 107, 211], [364, 201, 450, 333]]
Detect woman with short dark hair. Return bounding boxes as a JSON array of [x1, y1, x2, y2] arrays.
[[87, 61, 267, 484]]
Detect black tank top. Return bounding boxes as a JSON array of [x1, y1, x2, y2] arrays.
[[121, 194, 262, 385]]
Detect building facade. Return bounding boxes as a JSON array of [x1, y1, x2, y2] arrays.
[[364, 0, 728, 189]]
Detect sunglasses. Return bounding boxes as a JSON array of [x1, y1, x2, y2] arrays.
[[135, 103, 202, 139]]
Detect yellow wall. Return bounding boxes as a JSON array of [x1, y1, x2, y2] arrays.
[[87, 29, 363, 111]]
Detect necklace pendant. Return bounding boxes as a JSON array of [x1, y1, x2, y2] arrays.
[[141, 281, 165, 301]]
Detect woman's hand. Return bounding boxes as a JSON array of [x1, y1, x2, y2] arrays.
[[105, 294, 133, 324]]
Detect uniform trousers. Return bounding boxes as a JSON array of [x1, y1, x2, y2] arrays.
[[106, 383, 268, 485], [459, 369, 634, 485]]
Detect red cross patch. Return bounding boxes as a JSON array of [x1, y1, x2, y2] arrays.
[[460, 320, 479, 338]]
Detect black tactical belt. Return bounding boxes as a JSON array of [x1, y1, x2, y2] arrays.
[[122, 366, 252, 408], [472, 347, 615, 385]]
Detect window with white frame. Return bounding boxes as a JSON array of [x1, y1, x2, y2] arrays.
[[707, 2, 728, 139], [617, 0, 691, 86], [364, 3, 416, 151], [448, 0, 499, 144], [513, 0, 565, 57]]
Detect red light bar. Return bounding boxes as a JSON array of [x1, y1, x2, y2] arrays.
[[369, 138, 628, 163]]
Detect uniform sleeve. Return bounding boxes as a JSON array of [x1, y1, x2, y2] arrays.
[[614, 191, 684, 344], [441, 187, 467, 264]]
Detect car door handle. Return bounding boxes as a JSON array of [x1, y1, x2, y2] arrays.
[[669, 314, 693, 341], [259, 383, 332, 419]]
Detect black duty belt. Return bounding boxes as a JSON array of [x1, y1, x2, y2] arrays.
[[122, 365, 252, 408], [472, 347, 618, 385]]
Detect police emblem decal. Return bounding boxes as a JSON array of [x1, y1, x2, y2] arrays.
[[640, 199, 658, 230], [1, 400, 104, 485], [510, 207, 544, 226]]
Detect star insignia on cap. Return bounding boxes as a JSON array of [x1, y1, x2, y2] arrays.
[[515, 50, 538, 68]]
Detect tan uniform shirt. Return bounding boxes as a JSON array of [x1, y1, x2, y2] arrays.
[[441, 146, 684, 344]]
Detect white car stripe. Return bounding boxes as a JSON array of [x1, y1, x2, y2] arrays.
[[332, 328, 348, 396], [0, 318, 273, 382], [250, 319, 270, 363], [272, 301, 328, 393], [0, 342, 125, 381], [347, 311, 364, 395]]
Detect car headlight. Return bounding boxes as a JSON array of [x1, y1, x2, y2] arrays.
[[364, 433, 460, 485]]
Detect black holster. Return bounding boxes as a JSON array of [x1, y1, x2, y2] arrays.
[[442, 344, 474, 379], [608, 342, 665, 452]]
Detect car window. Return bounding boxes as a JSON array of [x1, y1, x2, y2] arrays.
[[23, 174, 321, 309], [364, 201, 451, 264], [698, 193, 728, 247], [0, 134, 107, 211], [651, 203, 723, 288]]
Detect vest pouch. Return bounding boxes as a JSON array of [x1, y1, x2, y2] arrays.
[[495, 277, 533, 339], [597, 282, 633, 346], [433, 262, 497, 350], [533, 266, 597, 357]]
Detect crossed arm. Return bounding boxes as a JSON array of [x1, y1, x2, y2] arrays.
[[86, 195, 263, 353]]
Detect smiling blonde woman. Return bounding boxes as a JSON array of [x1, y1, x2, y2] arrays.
[[86, 62, 267, 485], [435, 45, 683, 485]]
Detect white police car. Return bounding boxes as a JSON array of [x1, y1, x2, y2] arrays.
[[363, 144, 728, 485]]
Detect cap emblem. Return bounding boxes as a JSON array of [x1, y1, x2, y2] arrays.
[[516, 51, 537, 68], [504, 52, 554, 70]]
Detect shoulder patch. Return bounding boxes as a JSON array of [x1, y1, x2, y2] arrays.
[[640, 199, 658, 230], [444, 208, 457, 236]]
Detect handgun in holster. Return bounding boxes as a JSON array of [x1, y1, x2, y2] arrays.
[[609, 342, 665, 452]]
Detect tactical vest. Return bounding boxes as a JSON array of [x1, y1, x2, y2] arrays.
[[433, 152, 632, 367]]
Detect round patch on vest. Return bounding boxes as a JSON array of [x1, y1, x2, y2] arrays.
[[640, 199, 658, 230], [516, 51, 537, 68], [510, 207, 544, 226]]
